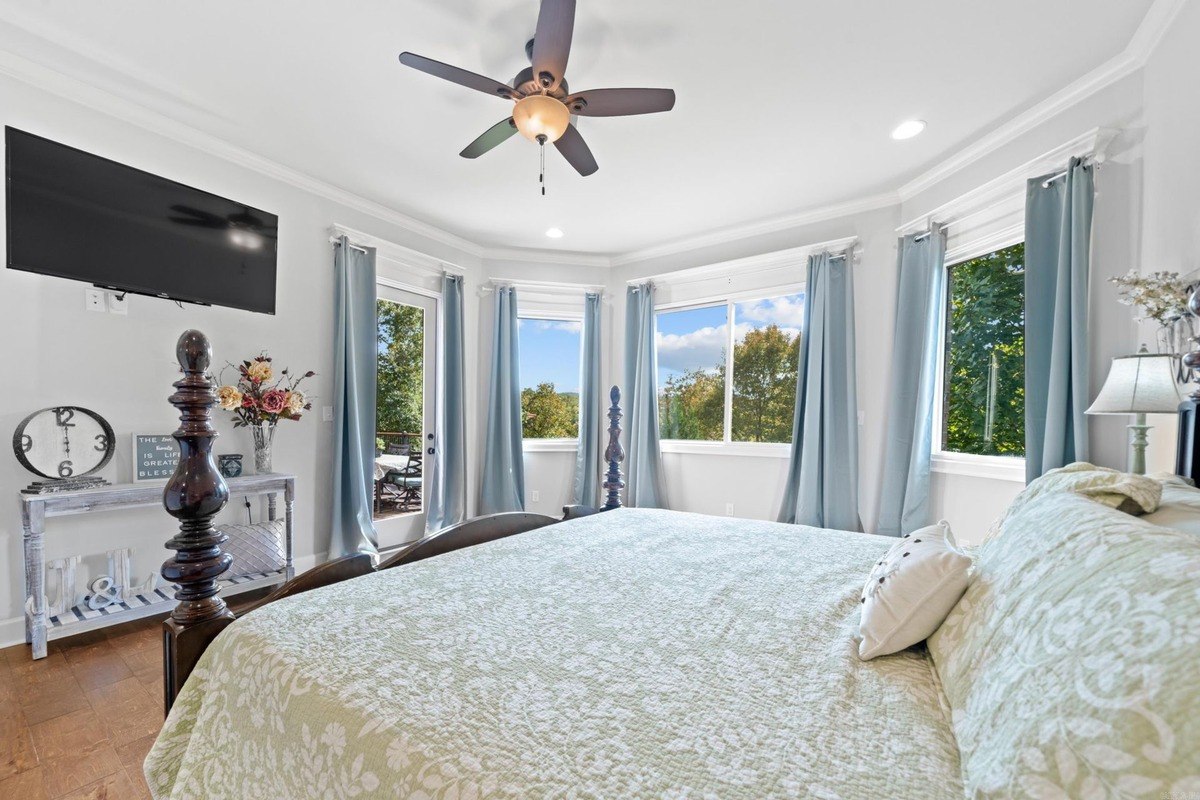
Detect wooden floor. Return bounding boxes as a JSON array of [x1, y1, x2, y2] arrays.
[[0, 616, 165, 799]]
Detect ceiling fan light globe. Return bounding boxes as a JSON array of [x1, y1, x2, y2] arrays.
[[513, 95, 570, 143]]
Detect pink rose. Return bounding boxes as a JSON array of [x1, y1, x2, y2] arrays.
[[241, 395, 257, 409], [261, 390, 287, 414]]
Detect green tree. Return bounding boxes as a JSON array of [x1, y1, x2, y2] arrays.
[[658, 324, 801, 442], [376, 300, 423, 441], [522, 382, 579, 438], [659, 366, 725, 440], [732, 324, 801, 442], [944, 244, 1025, 456]]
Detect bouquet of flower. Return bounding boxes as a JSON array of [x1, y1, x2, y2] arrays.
[[216, 354, 315, 427], [1109, 269, 1192, 327]]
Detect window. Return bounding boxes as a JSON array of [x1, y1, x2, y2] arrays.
[[941, 242, 1025, 458], [656, 291, 804, 444], [519, 318, 581, 439], [375, 295, 427, 521]]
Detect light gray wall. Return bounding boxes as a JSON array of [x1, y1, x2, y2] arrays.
[[602, 66, 1160, 542], [1140, 0, 1200, 471], [608, 205, 900, 527], [0, 72, 485, 646]]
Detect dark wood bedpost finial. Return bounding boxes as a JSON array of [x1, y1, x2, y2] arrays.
[[160, 329, 233, 712], [602, 385, 626, 509]]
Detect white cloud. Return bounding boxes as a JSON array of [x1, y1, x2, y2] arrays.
[[519, 318, 582, 334], [656, 324, 736, 374], [736, 295, 805, 328]]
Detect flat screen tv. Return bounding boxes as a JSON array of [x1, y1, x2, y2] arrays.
[[6, 127, 278, 314]]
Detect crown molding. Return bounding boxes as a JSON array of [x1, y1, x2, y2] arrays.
[[330, 223, 468, 275], [898, 0, 1185, 202], [0, 47, 488, 260], [897, 127, 1112, 235], [610, 192, 896, 268], [631, 235, 858, 287], [484, 247, 612, 268]]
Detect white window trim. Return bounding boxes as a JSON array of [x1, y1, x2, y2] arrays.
[[655, 284, 805, 454], [931, 451, 1025, 482], [660, 440, 791, 458], [523, 438, 579, 453], [518, 310, 585, 446], [931, 238, 1027, 483]]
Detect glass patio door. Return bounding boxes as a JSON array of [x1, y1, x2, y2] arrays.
[[374, 284, 437, 548]]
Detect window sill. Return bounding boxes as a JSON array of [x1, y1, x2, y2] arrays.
[[523, 439, 578, 453], [931, 451, 1025, 482], [660, 440, 792, 458]]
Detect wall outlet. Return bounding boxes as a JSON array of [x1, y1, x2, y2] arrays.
[[725, 502, 734, 516], [85, 288, 106, 312], [531, 490, 540, 503], [107, 291, 128, 315], [321, 406, 333, 422]]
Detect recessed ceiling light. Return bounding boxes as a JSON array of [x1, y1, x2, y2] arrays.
[[891, 120, 926, 140], [545, 227, 564, 239]]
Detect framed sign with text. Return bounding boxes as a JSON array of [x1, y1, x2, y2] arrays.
[[132, 434, 180, 482]]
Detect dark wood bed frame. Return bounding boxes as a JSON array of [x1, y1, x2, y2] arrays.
[[160, 330, 627, 711]]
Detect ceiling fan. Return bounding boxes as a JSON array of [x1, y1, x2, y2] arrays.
[[398, 0, 675, 183]]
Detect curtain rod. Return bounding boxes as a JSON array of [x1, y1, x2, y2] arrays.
[[912, 227, 946, 243], [330, 235, 370, 253], [1036, 158, 1099, 191]]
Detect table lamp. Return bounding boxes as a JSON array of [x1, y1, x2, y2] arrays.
[[1086, 345, 1184, 474]]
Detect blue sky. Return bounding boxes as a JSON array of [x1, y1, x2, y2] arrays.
[[519, 318, 582, 393], [656, 293, 804, 389]]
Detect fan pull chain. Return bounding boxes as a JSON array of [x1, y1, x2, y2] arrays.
[[538, 136, 546, 196]]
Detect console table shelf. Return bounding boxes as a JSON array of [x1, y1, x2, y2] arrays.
[[20, 473, 295, 659]]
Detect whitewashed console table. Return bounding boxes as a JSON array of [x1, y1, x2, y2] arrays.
[[20, 473, 295, 659]]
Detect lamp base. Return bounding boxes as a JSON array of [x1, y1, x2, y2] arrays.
[[1128, 412, 1150, 475], [1177, 397, 1200, 482]]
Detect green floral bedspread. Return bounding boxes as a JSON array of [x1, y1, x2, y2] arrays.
[[146, 509, 963, 799]]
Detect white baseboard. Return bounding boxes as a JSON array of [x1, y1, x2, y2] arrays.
[[0, 552, 327, 651]]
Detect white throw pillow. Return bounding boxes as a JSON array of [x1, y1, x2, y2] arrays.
[[858, 521, 973, 661]]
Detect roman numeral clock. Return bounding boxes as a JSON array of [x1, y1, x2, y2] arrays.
[[13, 406, 115, 493]]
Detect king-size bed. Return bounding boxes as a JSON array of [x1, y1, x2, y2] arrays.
[[145, 330, 1200, 799]]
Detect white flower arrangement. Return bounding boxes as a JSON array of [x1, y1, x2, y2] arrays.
[[1109, 269, 1191, 327]]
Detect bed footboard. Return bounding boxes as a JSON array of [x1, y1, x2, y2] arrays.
[[160, 330, 628, 712]]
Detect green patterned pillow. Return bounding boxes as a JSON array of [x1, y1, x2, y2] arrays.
[[983, 462, 1162, 543], [928, 491, 1200, 798]]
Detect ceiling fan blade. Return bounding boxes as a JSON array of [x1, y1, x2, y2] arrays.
[[169, 204, 227, 225], [531, 0, 575, 91], [460, 118, 519, 159], [168, 217, 222, 228], [565, 88, 676, 117], [398, 52, 521, 100], [554, 123, 597, 176]]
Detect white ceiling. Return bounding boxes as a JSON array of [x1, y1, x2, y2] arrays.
[[0, 0, 1155, 257]]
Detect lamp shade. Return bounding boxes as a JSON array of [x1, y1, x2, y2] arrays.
[[1086, 349, 1183, 415]]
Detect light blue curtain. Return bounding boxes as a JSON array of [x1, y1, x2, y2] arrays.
[[480, 286, 525, 514], [329, 237, 379, 558], [877, 228, 947, 535], [1025, 157, 1094, 482], [777, 252, 862, 531], [623, 284, 668, 508], [574, 292, 602, 505], [426, 273, 467, 532]]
